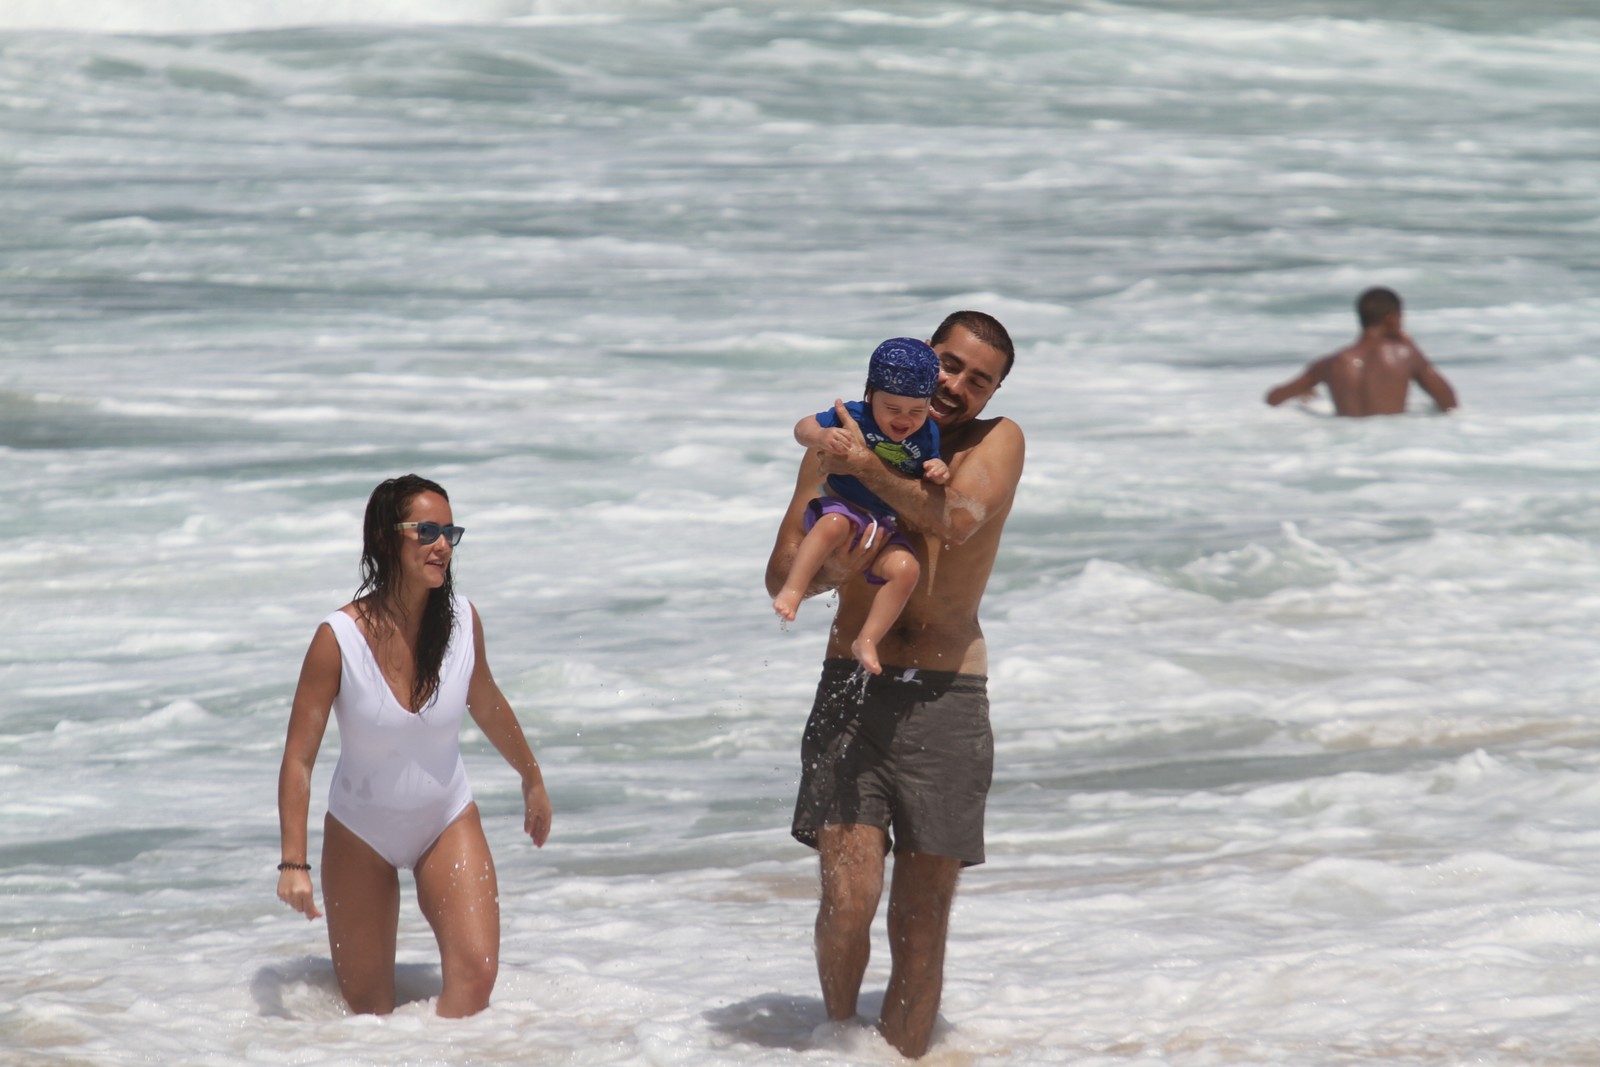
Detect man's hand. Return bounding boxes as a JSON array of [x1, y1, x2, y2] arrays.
[[813, 403, 859, 456], [817, 399, 877, 480], [809, 514, 883, 594], [797, 404, 860, 456]]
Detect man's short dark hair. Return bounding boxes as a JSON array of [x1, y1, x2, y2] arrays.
[[931, 310, 1015, 381], [1356, 287, 1402, 329]]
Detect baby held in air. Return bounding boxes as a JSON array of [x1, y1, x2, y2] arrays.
[[773, 338, 949, 674]]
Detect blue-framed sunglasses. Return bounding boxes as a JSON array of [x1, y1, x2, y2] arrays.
[[393, 521, 465, 546]]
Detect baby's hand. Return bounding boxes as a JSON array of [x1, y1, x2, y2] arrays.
[[923, 458, 951, 485], [819, 427, 855, 455]]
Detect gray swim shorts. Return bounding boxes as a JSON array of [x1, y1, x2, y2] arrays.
[[791, 658, 993, 867]]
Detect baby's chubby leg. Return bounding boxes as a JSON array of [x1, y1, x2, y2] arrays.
[[852, 545, 920, 675], [774, 513, 858, 621]]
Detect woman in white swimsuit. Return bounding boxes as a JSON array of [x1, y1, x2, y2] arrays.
[[275, 474, 552, 1017]]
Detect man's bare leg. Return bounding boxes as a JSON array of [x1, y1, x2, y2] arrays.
[[814, 823, 887, 1020], [879, 850, 961, 1058]]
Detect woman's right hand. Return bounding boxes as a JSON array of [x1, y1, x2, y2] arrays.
[[277, 868, 322, 920]]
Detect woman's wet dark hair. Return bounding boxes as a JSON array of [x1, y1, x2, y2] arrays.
[[354, 473, 456, 712]]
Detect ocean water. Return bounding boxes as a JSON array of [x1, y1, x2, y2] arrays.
[[4, 1, 1600, 1063]]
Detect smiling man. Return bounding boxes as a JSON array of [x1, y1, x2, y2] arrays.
[[765, 310, 1024, 1058]]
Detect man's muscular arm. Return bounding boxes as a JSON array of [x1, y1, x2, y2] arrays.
[[818, 401, 1024, 546]]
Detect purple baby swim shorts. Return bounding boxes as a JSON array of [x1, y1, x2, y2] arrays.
[[802, 497, 917, 586]]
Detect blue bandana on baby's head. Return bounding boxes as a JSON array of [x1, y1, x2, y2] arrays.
[[866, 337, 940, 398]]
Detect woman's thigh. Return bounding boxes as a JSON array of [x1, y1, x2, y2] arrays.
[[321, 813, 402, 1014], [414, 805, 500, 981]]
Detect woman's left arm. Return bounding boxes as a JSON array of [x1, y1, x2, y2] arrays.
[[466, 605, 552, 847]]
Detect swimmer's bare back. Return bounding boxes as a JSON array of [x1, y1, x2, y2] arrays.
[[1323, 338, 1416, 416], [1268, 334, 1456, 417]]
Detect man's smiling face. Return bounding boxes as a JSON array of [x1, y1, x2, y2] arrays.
[[929, 324, 1005, 429]]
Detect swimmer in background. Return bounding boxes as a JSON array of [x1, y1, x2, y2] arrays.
[[1265, 287, 1458, 416], [772, 338, 950, 675]]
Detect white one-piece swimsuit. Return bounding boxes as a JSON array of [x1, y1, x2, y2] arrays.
[[322, 595, 475, 870]]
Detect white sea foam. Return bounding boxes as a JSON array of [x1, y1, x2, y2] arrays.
[[0, 0, 618, 34]]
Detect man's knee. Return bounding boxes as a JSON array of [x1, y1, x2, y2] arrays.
[[821, 873, 882, 925], [818, 825, 887, 916]]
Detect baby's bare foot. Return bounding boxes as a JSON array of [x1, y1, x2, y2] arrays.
[[851, 636, 882, 675], [774, 590, 801, 622]]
